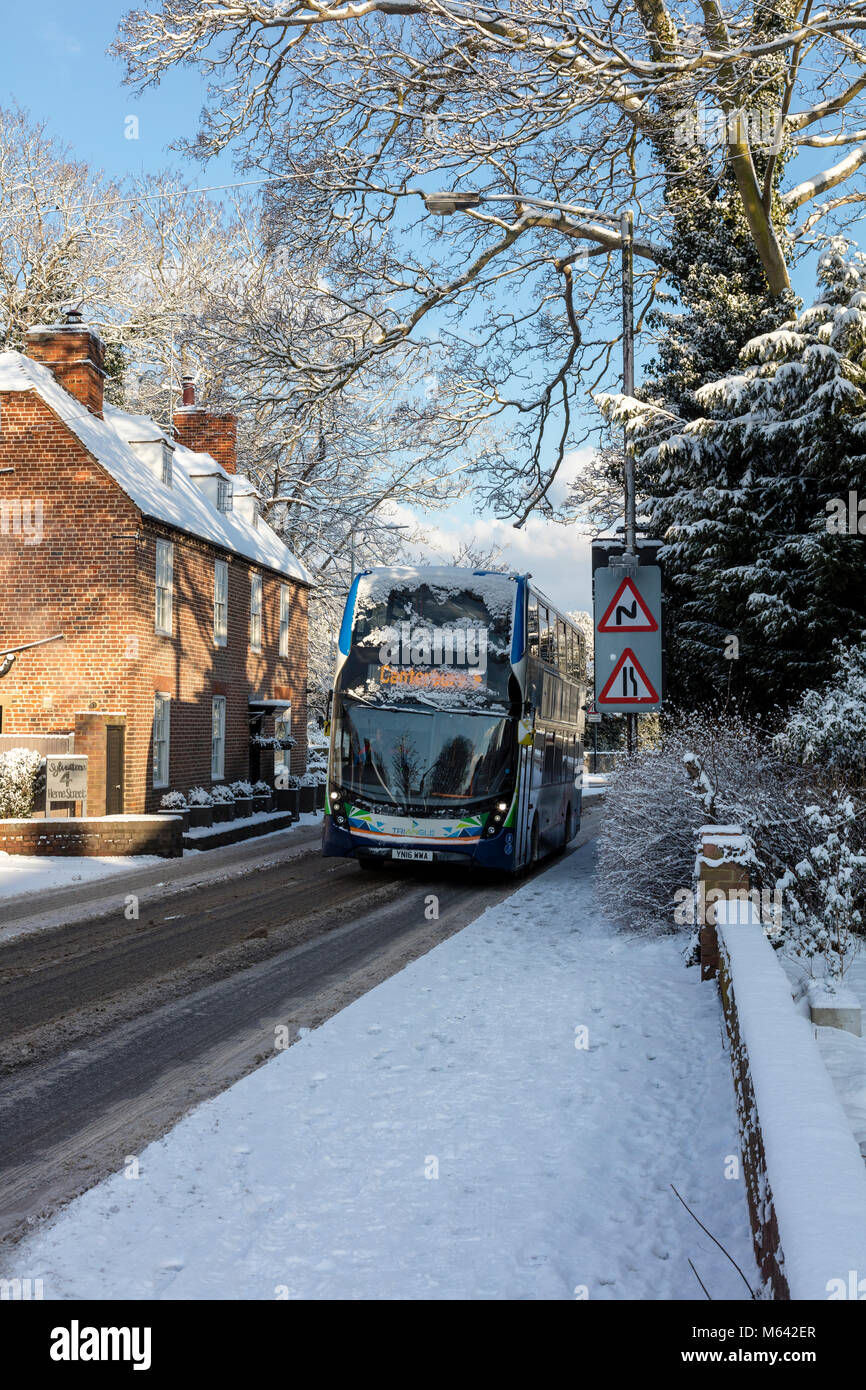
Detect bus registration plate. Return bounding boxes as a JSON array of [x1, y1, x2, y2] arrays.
[[391, 848, 433, 861]]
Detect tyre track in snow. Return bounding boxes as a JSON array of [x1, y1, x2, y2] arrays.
[[0, 802, 602, 1250]]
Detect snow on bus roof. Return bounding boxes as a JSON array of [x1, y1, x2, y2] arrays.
[[0, 351, 312, 586], [358, 565, 520, 621]]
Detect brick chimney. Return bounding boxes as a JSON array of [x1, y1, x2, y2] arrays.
[[25, 307, 107, 418], [173, 377, 237, 475]]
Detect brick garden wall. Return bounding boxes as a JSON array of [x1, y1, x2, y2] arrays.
[[0, 816, 183, 857]]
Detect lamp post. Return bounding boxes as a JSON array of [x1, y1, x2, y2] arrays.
[[420, 190, 640, 750]]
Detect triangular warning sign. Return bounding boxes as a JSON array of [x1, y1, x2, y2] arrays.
[[597, 577, 658, 633], [598, 648, 659, 704]]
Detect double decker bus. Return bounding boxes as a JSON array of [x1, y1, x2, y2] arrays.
[[322, 566, 586, 874]]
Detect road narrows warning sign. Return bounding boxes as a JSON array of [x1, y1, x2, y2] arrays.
[[598, 647, 659, 705], [597, 576, 658, 633]]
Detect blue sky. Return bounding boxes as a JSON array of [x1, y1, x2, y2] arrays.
[[1, 3, 855, 612]]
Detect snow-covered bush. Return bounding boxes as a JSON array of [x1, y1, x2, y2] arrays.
[[778, 795, 866, 980], [0, 748, 42, 818], [230, 780, 254, 798], [187, 786, 213, 806], [598, 712, 864, 939], [252, 780, 271, 796], [276, 771, 300, 790], [776, 641, 866, 784], [159, 791, 188, 811], [300, 771, 324, 788], [211, 784, 235, 804]]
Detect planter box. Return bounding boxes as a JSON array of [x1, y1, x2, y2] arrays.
[[275, 787, 301, 820], [212, 801, 236, 823], [315, 783, 326, 810], [233, 796, 253, 820], [188, 805, 213, 830], [299, 785, 316, 814], [159, 809, 190, 834], [251, 794, 272, 816]]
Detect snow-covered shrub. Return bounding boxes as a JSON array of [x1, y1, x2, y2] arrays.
[[0, 748, 42, 818], [187, 786, 213, 807], [776, 641, 866, 784], [299, 771, 324, 788], [597, 737, 701, 935], [778, 795, 866, 980], [276, 771, 300, 790], [211, 784, 235, 804], [159, 791, 188, 811], [230, 780, 254, 798], [252, 780, 271, 796]]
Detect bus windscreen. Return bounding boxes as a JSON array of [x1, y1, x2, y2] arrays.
[[340, 573, 516, 707]]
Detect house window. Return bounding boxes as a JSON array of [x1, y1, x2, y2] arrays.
[[153, 693, 170, 788], [214, 559, 228, 647], [155, 540, 174, 635], [274, 709, 292, 745], [211, 696, 226, 780], [279, 584, 291, 658], [217, 477, 233, 513], [250, 574, 263, 652]]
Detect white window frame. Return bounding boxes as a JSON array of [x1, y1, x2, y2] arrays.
[[214, 559, 228, 648], [279, 584, 291, 658], [217, 477, 233, 513], [153, 692, 171, 788], [249, 573, 263, 653], [155, 539, 174, 636], [211, 695, 226, 781]]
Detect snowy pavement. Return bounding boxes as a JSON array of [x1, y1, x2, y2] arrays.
[[5, 840, 757, 1300]]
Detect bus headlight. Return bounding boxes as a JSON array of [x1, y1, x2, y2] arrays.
[[496, 801, 508, 813], [329, 790, 341, 803]]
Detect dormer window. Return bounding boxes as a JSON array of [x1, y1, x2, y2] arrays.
[[128, 438, 174, 489], [217, 477, 233, 513]]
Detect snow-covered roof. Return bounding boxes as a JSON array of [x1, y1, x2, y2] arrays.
[[0, 352, 312, 586]]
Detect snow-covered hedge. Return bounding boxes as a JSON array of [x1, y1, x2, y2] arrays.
[[0, 748, 42, 818], [211, 784, 235, 804], [598, 713, 866, 954], [775, 641, 866, 783], [252, 780, 272, 796], [230, 780, 255, 798], [159, 791, 188, 811], [188, 786, 214, 807]]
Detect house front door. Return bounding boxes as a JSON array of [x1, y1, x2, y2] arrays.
[[106, 725, 125, 815]]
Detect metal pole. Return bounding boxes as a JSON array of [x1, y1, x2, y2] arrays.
[[621, 209, 637, 755], [621, 209, 636, 557]]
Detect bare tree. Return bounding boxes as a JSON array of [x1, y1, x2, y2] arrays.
[[112, 1, 866, 515]]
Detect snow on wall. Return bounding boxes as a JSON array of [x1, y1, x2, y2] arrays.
[[0, 352, 312, 585], [716, 900, 866, 1300]]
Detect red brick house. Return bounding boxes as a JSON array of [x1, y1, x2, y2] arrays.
[[0, 312, 313, 815]]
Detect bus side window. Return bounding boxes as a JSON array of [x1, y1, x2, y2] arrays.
[[532, 730, 545, 788], [538, 606, 549, 663], [528, 595, 539, 658], [557, 620, 567, 675], [554, 732, 563, 782], [544, 732, 556, 784]]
